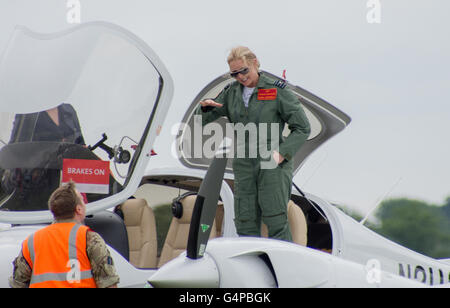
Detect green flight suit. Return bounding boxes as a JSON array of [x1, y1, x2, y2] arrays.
[[196, 73, 311, 241]]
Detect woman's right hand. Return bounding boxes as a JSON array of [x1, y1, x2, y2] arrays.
[[200, 99, 223, 108]]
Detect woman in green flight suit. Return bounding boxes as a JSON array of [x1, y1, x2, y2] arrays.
[[196, 46, 311, 242]]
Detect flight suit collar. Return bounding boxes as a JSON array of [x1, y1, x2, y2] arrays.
[[236, 73, 273, 91], [255, 73, 275, 89], [233, 73, 276, 123]]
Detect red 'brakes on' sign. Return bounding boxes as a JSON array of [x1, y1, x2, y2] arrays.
[[62, 159, 110, 194]]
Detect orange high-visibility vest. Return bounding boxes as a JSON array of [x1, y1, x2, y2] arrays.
[[22, 222, 97, 288]]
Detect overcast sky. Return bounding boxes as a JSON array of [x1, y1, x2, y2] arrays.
[[0, 0, 449, 216]]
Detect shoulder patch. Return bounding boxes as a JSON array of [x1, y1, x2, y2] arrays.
[[273, 79, 287, 89]]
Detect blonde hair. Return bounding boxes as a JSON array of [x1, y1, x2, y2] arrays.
[[227, 46, 260, 69]]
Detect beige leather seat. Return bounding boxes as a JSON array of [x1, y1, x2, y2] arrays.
[[261, 200, 308, 246], [158, 195, 217, 268], [119, 198, 158, 269]]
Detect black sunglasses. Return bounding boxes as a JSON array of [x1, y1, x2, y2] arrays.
[[230, 67, 249, 78]]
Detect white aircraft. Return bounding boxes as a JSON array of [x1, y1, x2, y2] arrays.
[[0, 22, 448, 288]]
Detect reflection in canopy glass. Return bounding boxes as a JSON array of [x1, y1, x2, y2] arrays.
[[0, 23, 163, 212]]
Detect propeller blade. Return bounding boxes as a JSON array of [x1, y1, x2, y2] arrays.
[[186, 138, 230, 259]]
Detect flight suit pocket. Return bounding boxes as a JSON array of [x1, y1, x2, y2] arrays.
[[258, 166, 291, 217], [261, 192, 286, 217], [234, 195, 254, 222]]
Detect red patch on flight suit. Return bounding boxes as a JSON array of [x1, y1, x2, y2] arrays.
[[257, 88, 277, 101]]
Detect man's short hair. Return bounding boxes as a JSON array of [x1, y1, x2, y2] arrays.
[[48, 181, 83, 220]]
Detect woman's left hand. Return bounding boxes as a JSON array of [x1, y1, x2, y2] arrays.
[[272, 151, 285, 165]]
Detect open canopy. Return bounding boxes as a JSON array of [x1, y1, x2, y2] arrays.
[[0, 22, 173, 224], [175, 71, 351, 176]]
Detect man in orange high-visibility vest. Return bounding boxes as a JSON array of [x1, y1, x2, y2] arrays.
[[9, 181, 119, 288]]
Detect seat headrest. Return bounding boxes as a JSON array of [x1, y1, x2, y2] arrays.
[[120, 198, 150, 226], [177, 195, 197, 224]]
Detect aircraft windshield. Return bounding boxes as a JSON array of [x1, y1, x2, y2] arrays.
[[0, 24, 162, 212]]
